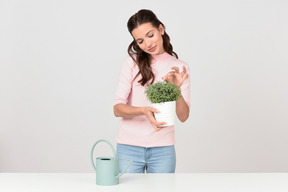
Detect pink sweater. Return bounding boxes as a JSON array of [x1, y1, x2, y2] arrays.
[[114, 52, 190, 147]]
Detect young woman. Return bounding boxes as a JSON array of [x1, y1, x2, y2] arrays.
[[113, 9, 190, 173]]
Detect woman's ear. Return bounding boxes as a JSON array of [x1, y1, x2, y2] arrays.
[[158, 24, 165, 35]]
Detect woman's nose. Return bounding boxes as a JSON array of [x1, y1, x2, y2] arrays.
[[145, 39, 152, 48]]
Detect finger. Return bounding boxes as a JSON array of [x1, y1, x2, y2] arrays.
[[167, 75, 173, 81], [149, 107, 159, 113], [152, 122, 165, 131], [164, 77, 174, 84], [157, 121, 167, 125], [171, 67, 179, 74], [155, 125, 165, 131], [149, 113, 161, 125], [155, 121, 167, 127], [181, 66, 187, 77], [156, 127, 165, 131], [177, 74, 189, 88], [153, 124, 161, 132], [183, 73, 189, 80], [162, 71, 175, 80]]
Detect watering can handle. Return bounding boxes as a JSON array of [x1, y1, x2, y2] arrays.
[[90, 139, 116, 171]]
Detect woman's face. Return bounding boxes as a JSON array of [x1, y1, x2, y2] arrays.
[[131, 22, 165, 55]]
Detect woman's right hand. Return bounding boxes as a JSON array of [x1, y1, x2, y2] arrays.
[[142, 107, 167, 131]]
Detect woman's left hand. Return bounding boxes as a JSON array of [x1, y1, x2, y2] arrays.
[[162, 66, 189, 88]]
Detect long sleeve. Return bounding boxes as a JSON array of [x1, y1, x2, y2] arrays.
[[114, 57, 134, 105]]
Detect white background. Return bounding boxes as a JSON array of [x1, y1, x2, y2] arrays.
[[0, 0, 287, 172]]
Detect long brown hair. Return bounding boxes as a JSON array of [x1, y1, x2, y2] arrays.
[[127, 9, 178, 86]]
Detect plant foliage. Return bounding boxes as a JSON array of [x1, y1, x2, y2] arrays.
[[145, 81, 181, 103]]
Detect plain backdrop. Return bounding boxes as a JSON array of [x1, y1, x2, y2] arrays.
[[0, 0, 288, 172]]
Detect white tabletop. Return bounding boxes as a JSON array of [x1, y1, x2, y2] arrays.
[[0, 173, 288, 192]]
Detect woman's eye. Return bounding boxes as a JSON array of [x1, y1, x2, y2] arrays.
[[137, 40, 143, 44], [148, 34, 154, 38]]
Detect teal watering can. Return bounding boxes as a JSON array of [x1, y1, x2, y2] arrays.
[[91, 139, 133, 186]]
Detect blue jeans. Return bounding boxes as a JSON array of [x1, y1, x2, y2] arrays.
[[116, 144, 176, 173]]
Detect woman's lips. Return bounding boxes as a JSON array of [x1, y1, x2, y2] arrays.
[[148, 46, 156, 52]]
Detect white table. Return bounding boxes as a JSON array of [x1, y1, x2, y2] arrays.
[[0, 173, 288, 192]]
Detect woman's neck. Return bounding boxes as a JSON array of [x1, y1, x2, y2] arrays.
[[151, 52, 170, 63]]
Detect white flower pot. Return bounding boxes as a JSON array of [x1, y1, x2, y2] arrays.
[[152, 101, 176, 127]]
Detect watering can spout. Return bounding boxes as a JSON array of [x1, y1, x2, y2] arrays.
[[115, 160, 133, 179]]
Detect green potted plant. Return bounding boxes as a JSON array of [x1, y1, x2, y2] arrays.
[[145, 81, 181, 126]]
